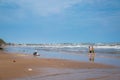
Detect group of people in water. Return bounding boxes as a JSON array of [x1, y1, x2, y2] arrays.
[[33, 46, 95, 62]]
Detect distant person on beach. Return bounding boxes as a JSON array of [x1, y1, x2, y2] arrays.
[[89, 46, 94, 53], [33, 50, 40, 56], [88, 46, 95, 62]]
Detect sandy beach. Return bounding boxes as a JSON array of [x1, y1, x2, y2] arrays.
[[0, 51, 120, 80]]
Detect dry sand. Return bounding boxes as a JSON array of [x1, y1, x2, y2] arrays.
[[0, 51, 118, 80]]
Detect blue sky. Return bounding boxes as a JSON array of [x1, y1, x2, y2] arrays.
[[0, 0, 120, 43]]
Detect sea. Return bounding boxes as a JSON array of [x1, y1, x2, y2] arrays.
[[4, 43, 120, 67]]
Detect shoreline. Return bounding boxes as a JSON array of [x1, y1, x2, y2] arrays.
[[0, 51, 118, 80]]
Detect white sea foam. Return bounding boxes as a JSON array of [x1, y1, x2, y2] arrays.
[[94, 45, 120, 49], [7, 43, 120, 50]]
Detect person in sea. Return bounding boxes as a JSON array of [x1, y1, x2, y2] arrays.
[[33, 50, 40, 56], [88, 46, 95, 62]]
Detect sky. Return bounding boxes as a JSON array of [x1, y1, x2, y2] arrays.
[[0, 0, 120, 43]]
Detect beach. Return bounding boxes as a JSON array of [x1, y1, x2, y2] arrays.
[[0, 50, 120, 80]]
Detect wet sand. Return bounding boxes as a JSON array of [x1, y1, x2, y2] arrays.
[[0, 51, 119, 80]]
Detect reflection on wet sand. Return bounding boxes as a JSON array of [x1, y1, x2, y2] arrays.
[[16, 68, 120, 80]]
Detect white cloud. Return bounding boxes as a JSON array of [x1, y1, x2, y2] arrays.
[[1, 0, 119, 21], [1, 0, 82, 16]]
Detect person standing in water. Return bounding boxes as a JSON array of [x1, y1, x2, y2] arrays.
[[88, 46, 95, 62]]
